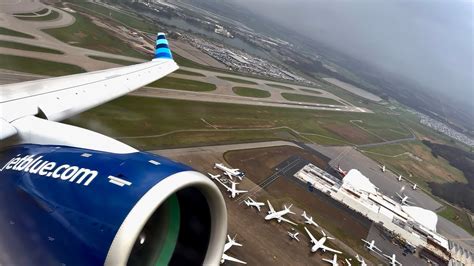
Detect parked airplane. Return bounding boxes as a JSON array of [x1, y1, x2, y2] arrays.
[[214, 178, 247, 198], [412, 183, 417, 190], [0, 33, 227, 265], [244, 197, 265, 212], [356, 254, 368, 266], [221, 235, 247, 265], [398, 175, 402, 182], [304, 227, 342, 254], [344, 258, 352, 266], [302, 211, 320, 227], [214, 163, 245, 180], [265, 200, 297, 225], [322, 254, 339, 266], [383, 253, 402, 266], [208, 173, 221, 179], [361, 239, 382, 253], [396, 192, 414, 205], [288, 231, 300, 242], [336, 165, 347, 177], [381, 165, 386, 172]]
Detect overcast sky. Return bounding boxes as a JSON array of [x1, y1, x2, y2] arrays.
[[232, 0, 473, 108]]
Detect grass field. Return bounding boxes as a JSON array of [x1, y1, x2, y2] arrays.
[[232, 86, 271, 98], [68, 1, 158, 33], [16, 10, 60, 21], [0, 40, 63, 54], [88, 55, 138, 65], [0, 27, 35, 39], [265, 83, 294, 90], [216, 75, 258, 85], [438, 205, 474, 235], [148, 77, 216, 92], [65, 96, 412, 150], [44, 12, 146, 59], [359, 141, 467, 187], [0, 54, 85, 76], [281, 92, 342, 105], [300, 88, 322, 95], [174, 69, 205, 77]]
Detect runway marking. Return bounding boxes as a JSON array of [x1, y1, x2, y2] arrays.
[[200, 118, 218, 129]]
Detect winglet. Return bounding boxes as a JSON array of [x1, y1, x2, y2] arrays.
[[154, 32, 173, 60]]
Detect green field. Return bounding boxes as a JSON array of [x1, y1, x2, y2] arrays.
[[174, 69, 205, 77], [359, 141, 467, 187], [300, 88, 322, 95], [66, 96, 412, 150], [148, 77, 216, 92], [216, 75, 258, 85], [0, 27, 35, 39], [281, 92, 342, 105], [44, 12, 146, 59], [68, 1, 158, 33], [0, 40, 63, 54], [265, 83, 294, 90], [438, 205, 474, 235], [0, 54, 85, 76], [232, 86, 271, 98], [16, 10, 60, 21], [88, 55, 139, 65]]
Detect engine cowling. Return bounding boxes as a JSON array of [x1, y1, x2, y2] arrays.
[[0, 144, 227, 265]]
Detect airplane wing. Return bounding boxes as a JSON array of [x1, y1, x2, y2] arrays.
[[321, 244, 342, 254], [374, 246, 383, 253], [236, 189, 248, 194], [322, 258, 333, 264], [267, 200, 275, 213], [0, 33, 178, 151], [304, 227, 317, 243], [222, 254, 247, 265], [279, 216, 297, 225]]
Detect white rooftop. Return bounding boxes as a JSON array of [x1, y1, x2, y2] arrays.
[[402, 205, 438, 232], [342, 169, 378, 194]]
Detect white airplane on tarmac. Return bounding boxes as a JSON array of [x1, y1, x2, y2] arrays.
[[322, 254, 339, 266], [383, 253, 402, 266], [244, 197, 264, 212], [207, 173, 221, 179], [356, 254, 367, 266], [288, 231, 300, 242], [214, 163, 245, 180], [361, 239, 382, 253], [211, 175, 247, 198], [381, 165, 386, 172], [302, 211, 320, 227], [396, 192, 414, 205], [412, 183, 417, 190], [304, 227, 342, 254], [221, 235, 247, 265], [397, 175, 402, 182], [264, 200, 297, 225]]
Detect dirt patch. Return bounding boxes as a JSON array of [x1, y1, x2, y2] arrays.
[[323, 123, 379, 145]]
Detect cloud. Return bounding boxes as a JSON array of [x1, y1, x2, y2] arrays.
[[232, 0, 473, 108]]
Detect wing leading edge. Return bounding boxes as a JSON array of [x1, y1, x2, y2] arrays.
[[0, 33, 178, 141]]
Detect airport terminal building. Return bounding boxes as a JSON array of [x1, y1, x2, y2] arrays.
[[294, 164, 471, 265]]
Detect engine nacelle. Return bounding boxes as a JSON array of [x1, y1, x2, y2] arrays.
[[0, 144, 227, 265]]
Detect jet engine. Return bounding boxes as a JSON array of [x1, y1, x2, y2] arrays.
[[0, 144, 227, 265]]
